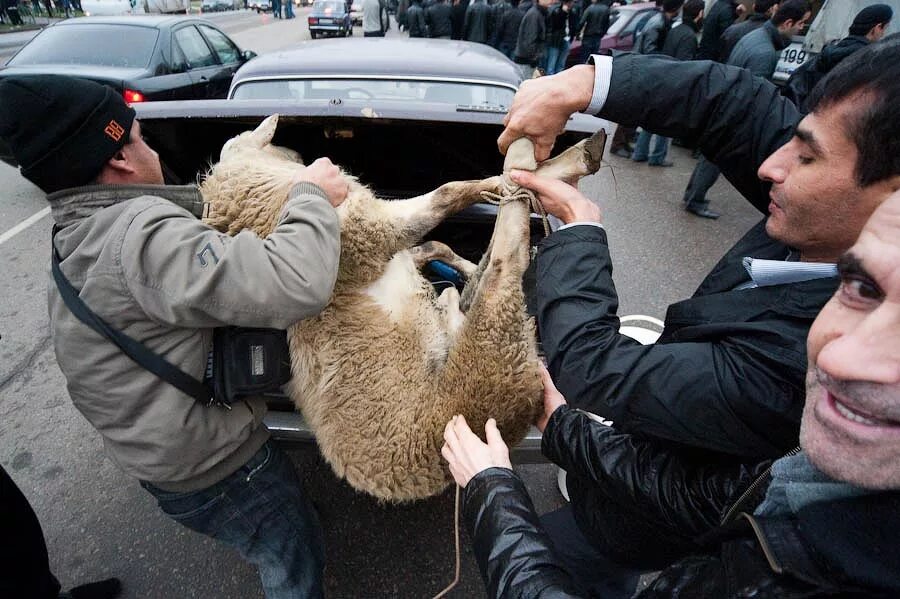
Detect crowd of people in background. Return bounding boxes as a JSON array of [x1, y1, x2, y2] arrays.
[[390, 0, 621, 77]]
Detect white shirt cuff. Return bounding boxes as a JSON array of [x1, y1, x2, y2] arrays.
[[584, 54, 613, 115], [559, 221, 604, 230]]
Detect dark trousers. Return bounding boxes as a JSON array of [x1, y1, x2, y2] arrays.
[[566, 472, 701, 570], [610, 123, 636, 152], [541, 504, 641, 599], [582, 34, 601, 60], [0, 465, 62, 599], [682, 155, 721, 210]]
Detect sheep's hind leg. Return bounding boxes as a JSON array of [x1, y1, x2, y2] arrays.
[[409, 241, 478, 279], [433, 195, 542, 445]]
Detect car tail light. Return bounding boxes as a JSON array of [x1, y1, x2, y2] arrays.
[[123, 89, 145, 103], [308, 16, 317, 23]]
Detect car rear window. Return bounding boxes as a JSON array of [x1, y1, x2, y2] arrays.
[[313, 1, 344, 12], [231, 78, 515, 109], [9, 25, 159, 68]]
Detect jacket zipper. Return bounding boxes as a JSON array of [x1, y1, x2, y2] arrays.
[[720, 446, 801, 525]]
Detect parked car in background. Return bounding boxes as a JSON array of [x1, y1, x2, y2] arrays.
[[201, 0, 241, 11], [248, 0, 270, 12], [0, 16, 256, 101], [308, 0, 353, 37], [566, 1, 658, 66]]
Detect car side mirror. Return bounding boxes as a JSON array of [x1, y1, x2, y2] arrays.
[[242, 50, 258, 61]]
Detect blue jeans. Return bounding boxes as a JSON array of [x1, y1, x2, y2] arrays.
[[631, 128, 671, 164], [141, 441, 324, 599], [544, 40, 570, 75]]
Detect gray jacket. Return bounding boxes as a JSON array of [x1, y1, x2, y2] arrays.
[[48, 183, 340, 492], [728, 20, 789, 79]]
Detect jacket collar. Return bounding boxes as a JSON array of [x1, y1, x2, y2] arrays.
[[47, 184, 203, 228], [754, 492, 900, 593]]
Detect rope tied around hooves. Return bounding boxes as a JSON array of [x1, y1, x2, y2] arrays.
[[479, 177, 551, 237], [479, 137, 551, 237]]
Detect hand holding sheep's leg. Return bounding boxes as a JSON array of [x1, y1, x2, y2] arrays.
[[441, 416, 511, 488]]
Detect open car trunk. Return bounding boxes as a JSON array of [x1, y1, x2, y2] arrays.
[[136, 102, 602, 264], [31, 99, 607, 462]]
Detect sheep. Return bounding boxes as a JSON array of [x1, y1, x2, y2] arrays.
[[200, 114, 606, 501]]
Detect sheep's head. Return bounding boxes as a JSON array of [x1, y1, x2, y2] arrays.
[[202, 114, 307, 237], [202, 113, 373, 238]]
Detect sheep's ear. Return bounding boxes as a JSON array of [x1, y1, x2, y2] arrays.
[[248, 114, 280, 148]]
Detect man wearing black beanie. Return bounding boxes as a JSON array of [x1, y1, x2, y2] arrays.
[[784, 3, 893, 112], [0, 74, 349, 598]]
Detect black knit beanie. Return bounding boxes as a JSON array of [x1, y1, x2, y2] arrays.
[[849, 4, 893, 36], [0, 75, 135, 193]]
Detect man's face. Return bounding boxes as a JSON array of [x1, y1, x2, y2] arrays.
[[122, 120, 164, 185], [758, 97, 893, 262], [786, 11, 811, 36], [801, 190, 900, 489]]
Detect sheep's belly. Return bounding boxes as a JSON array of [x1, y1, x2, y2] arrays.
[[363, 251, 428, 322]]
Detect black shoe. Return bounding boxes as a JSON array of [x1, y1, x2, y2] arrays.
[[611, 147, 632, 159], [648, 160, 674, 167], [685, 205, 720, 219], [64, 578, 122, 599], [631, 155, 648, 163]]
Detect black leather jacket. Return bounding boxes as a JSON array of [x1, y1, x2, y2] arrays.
[[425, 1, 452, 37], [407, 2, 428, 36], [577, 2, 610, 38], [462, 407, 900, 598]]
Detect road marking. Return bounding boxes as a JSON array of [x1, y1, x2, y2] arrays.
[[0, 207, 50, 247]]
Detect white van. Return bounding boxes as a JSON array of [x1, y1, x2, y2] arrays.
[[774, 0, 899, 83]]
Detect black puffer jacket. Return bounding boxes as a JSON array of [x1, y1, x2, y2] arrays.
[[496, 0, 529, 52], [698, 0, 738, 60], [514, 3, 548, 66], [463, 0, 491, 42], [782, 36, 869, 112], [425, 0, 452, 37], [577, 2, 610, 38], [462, 407, 900, 598], [537, 53, 837, 459], [407, 2, 428, 37]]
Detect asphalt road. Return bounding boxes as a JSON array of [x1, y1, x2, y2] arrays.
[[0, 14, 763, 599]]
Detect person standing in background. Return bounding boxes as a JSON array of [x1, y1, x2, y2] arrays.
[[544, 0, 574, 75], [426, 0, 454, 37]]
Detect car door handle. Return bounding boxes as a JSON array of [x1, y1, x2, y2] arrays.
[[200, 75, 209, 81]]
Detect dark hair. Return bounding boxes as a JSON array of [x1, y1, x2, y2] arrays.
[[661, 0, 683, 12], [772, 0, 810, 26], [807, 38, 900, 187], [752, 0, 777, 15], [682, 0, 702, 21]]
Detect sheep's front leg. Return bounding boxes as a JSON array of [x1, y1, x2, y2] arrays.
[[382, 176, 505, 246]]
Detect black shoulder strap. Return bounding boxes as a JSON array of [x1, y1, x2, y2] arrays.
[[51, 230, 213, 405]]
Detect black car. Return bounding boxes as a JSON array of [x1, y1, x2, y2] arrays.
[[0, 16, 256, 102], [307, 0, 353, 38]]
